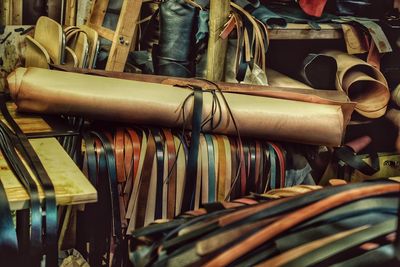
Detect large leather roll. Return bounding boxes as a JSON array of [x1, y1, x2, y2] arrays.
[[323, 50, 390, 118], [7, 67, 354, 146]]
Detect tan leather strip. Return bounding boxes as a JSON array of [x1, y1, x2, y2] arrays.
[[203, 184, 400, 266], [256, 226, 369, 267], [144, 154, 157, 226], [217, 135, 226, 202], [136, 131, 156, 228], [194, 147, 202, 210], [162, 129, 177, 219], [223, 136, 232, 201], [212, 135, 219, 202]]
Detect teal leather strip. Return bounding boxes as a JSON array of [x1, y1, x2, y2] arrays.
[[205, 134, 216, 202]]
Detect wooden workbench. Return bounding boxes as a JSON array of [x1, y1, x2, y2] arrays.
[[1, 103, 97, 210]]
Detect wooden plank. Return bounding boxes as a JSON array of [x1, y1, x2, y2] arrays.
[[1, 0, 11, 25], [269, 23, 343, 40], [76, 0, 93, 26], [65, 0, 77, 26], [0, 104, 97, 210], [11, 0, 22, 25], [88, 23, 114, 40], [105, 0, 143, 71], [88, 0, 109, 26]]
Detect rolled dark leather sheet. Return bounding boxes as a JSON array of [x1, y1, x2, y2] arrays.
[[300, 54, 337, 90], [7, 67, 355, 146], [323, 50, 390, 118]]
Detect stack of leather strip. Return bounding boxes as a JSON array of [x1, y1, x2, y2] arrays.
[[75, 125, 315, 266], [129, 181, 400, 266]]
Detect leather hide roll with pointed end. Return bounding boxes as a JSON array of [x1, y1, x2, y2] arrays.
[[7, 67, 355, 146], [323, 50, 390, 119]]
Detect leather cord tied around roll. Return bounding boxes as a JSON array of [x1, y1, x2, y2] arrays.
[[323, 50, 390, 118]]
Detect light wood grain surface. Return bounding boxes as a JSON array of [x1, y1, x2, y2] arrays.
[[1, 104, 97, 210]]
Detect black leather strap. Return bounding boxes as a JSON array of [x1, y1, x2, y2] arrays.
[[0, 95, 57, 266], [91, 131, 123, 267], [0, 174, 19, 266], [182, 86, 203, 212], [152, 128, 164, 220], [335, 146, 380, 176]]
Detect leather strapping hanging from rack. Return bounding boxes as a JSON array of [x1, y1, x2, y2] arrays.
[[0, 94, 58, 266]]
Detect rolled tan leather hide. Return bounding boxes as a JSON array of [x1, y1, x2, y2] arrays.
[[267, 69, 313, 90], [7, 67, 354, 146], [323, 50, 389, 118]]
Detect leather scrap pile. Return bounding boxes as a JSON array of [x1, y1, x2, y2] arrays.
[[1, 0, 400, 267]]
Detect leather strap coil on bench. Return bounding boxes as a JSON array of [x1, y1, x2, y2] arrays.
[[0, 94, 57, 266]]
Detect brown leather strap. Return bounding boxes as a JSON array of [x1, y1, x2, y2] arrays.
[[229, 137, 239, 199], [126, 130, 147, 232], [114, 128, 126, 183], [162, 129, 177, 219], [255, 140, 261, 191], [203, 184, 400, 266]]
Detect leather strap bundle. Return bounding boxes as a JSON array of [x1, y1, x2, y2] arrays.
[[129, 181, 400, 266], [78, 125, 314, 227], [0, 94, 58, 266], [7, 67, 354, 147]]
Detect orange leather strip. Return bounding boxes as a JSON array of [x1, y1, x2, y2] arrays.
[[114, 128, 126, 183]]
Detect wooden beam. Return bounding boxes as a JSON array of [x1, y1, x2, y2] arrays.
[[269, 23, 343, 40], [105, 0, 143, 72], [11, 0, 22, 25], [65, 0, 77, 26], [88, 23, 114, 40], [88, 0, 109, 26], [206, 0, 231, 81]]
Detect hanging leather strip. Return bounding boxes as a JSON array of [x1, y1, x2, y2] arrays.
[[0, 178, 18, 266], [0, 95, 57, 266], [135, 130, 156, 228], [152, 128, 164, 220], [0, 121, 42, 263], [182, 87, 203, 211], [200, 134, 209, 204], [205, 134, 216, 202], [162, 129, 177, 219], [217, 135, 227, 201], [91, 131, 123, 266]]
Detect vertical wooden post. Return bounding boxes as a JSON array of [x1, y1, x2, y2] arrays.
[[105, 0, 143, 71], [1, 0, 11, 25], [11, 0, 23, 25], [206, 0, 230, 81], [64, 0, 77, 26]]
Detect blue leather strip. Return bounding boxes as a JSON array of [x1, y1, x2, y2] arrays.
[[268, 144, 277, 190]]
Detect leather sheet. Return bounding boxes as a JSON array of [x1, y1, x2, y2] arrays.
[[323, 50, 390, 118], [7, 67, 355, 146]]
